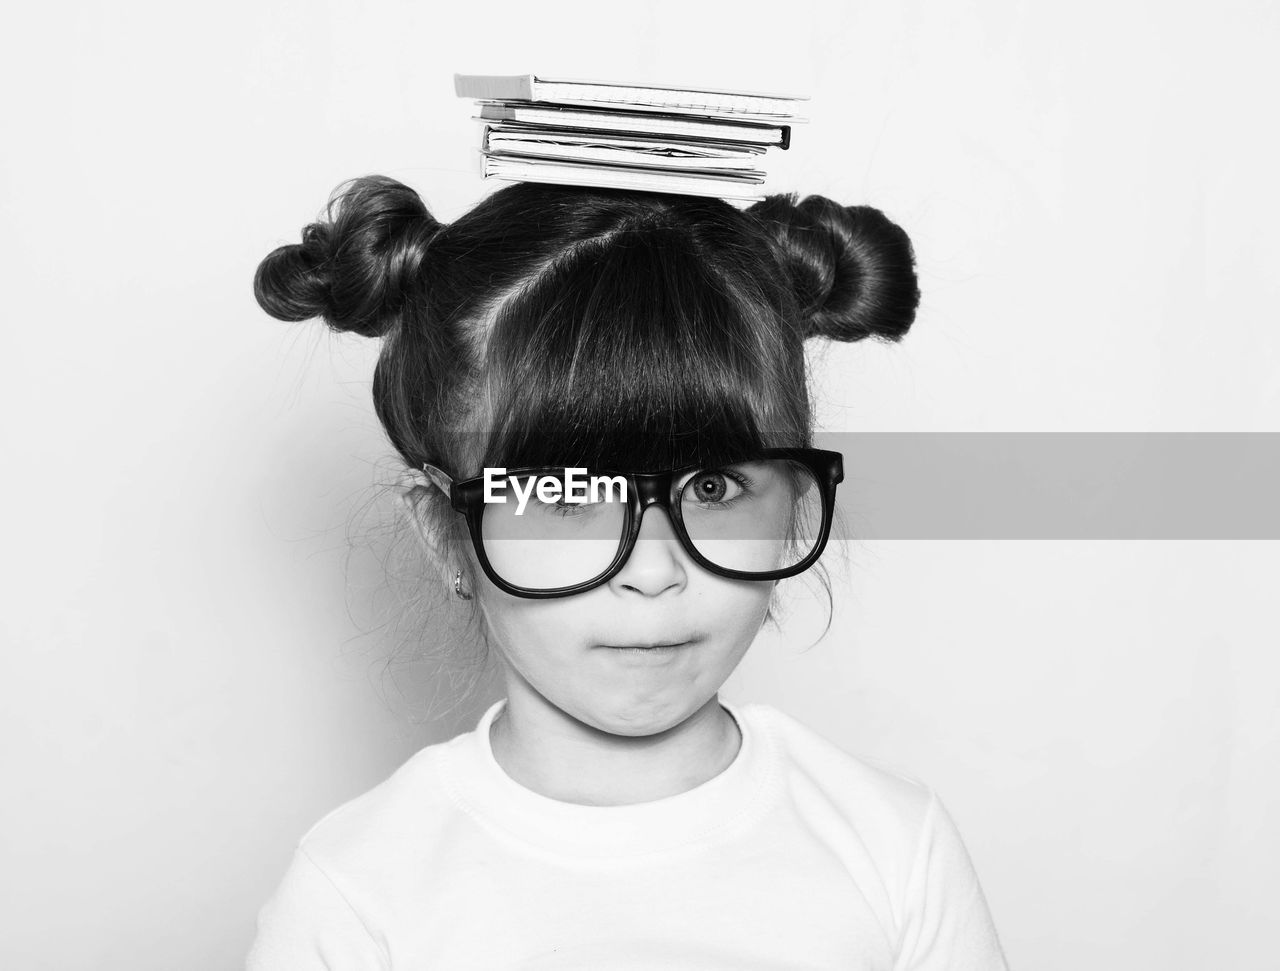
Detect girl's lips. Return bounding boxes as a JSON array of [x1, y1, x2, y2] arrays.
[[597, 635, 701, 650], [604, 641, 689, 649]]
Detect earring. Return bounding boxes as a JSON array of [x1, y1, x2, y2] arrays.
[[454, 568, 472, 600]]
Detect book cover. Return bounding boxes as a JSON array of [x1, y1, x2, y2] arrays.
[[455, 73, 807, 121]]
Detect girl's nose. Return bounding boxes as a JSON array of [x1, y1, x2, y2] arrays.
[[608, 503, 688, 596]]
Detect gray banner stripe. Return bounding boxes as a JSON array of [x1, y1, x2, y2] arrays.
[[813, 432, 1280, 539]]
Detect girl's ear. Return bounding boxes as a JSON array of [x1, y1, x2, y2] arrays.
[[394, 463, 454, 505], [394, 465, 453, 563]]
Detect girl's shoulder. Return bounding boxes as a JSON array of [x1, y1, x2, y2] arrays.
[[735, 700, 938, 839], [291, 727, 471, 872]]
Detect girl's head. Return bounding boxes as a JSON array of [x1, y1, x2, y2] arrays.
[[255, 177, 918, 732]]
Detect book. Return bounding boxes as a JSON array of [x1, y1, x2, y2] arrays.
[[455, 73, 807, 120], [480, 155, 769, 201], [483, 126, 764, 172], [476, 102, 791, 149]]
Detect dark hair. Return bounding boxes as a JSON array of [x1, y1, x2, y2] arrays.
[[254, 176, 919, 673]]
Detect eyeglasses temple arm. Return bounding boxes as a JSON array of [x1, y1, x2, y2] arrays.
[[416, 462, 458, 499]]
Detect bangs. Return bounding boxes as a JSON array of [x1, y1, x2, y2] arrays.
[[478, 222, 805, 474]]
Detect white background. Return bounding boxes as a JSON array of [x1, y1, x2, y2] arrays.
[[2, 1, 1277, 968]]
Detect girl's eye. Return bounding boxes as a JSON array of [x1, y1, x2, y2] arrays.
[[685, 470, 745, 505]]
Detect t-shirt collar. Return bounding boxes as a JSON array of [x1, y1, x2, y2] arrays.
[[438, 696, 779, 859]]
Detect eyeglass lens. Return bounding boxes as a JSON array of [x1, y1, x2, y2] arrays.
[[477, 459, 824, 591]]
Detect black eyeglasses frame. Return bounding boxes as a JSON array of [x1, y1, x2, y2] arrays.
[[421, 447, 844, 600]]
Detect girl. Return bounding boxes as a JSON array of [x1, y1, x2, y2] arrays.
[[247, 175, 1009, 969]]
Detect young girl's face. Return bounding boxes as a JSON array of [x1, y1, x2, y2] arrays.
[[473, 498, 775, 737]]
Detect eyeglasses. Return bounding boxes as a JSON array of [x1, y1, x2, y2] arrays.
[[421, 448, 843, 599]]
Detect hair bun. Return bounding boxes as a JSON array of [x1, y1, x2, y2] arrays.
[[254, 175, 442, 339], [748, 193, 920, 343]]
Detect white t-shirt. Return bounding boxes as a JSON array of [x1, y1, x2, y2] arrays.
[[247, 698, 1008, 970]]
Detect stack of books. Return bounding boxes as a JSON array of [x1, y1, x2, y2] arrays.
[[454, 74, 807, 201]]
